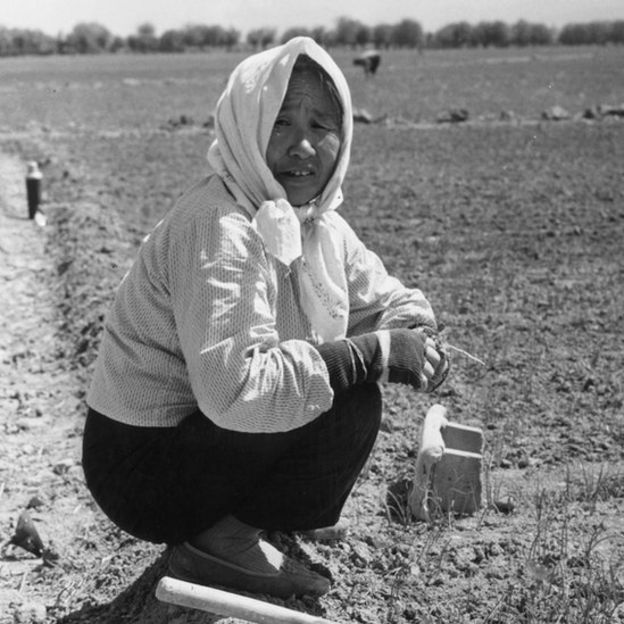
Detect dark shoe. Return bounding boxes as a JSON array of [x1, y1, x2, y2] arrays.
[[168, 541, 331, 598]]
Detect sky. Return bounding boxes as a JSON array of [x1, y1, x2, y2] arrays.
[[2, 0, 623, 37]]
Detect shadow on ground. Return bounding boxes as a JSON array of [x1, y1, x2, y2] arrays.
[[56, 553, 195, 624]]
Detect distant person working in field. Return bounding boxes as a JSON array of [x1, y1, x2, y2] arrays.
[[82, 36, 449, 599]]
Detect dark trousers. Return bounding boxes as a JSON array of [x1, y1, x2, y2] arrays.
[[82, 383, 382, 545]]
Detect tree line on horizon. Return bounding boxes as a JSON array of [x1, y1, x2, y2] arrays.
[[1, 16, 623, 57]]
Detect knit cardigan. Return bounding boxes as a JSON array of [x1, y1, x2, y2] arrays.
[[87, 175, 436, 433]]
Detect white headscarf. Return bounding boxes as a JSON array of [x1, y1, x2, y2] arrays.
[[207, 37, 354, 343]]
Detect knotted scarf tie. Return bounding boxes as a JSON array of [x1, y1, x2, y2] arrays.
[[253, 199, 348, 343]]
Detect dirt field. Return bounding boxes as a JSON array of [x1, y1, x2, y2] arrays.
[[1, 47, 623, 623]]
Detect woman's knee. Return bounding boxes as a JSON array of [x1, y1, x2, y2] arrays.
[[332, 382, 382, 432]]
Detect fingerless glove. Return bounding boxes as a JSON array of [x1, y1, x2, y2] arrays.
[[317, 328, 431, 394]]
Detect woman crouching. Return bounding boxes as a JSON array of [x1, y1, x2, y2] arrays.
[[82, 37, 449, 599]]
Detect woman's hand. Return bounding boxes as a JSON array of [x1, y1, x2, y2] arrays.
[[369, 328, 450, 392], [421, 334, 450, 392], [382, 328, 450, 392], [318, 327, 451, 395]]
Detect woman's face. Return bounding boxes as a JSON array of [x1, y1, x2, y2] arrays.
[[266, 69, 342, 207]]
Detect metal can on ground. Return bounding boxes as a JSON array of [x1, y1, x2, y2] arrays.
[[26, 161, 42, 219]]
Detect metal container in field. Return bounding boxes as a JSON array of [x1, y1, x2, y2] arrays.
[[26, 161, 42, 219]]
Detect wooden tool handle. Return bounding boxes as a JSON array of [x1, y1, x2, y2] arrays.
[[419, 403, 448, 460], [408, 403, 449, 521], [156, 576, 340, 624]]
